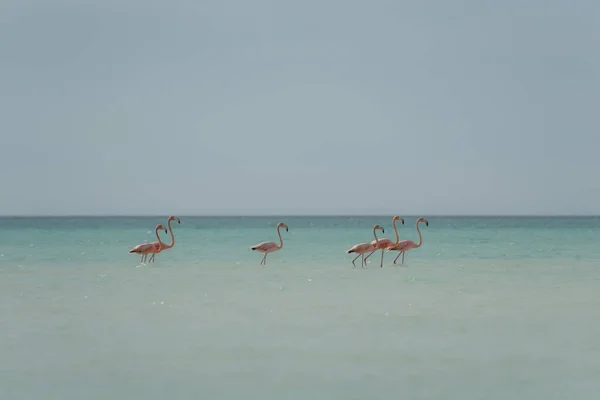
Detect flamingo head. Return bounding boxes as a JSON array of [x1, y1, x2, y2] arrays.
[[373, 224, 384, 234], [156, 224, 168, 234], [169, 216, 181, 224], [278, 222, 289, 232], [418, 217, 429, 227], [393, 216, 404, 224]]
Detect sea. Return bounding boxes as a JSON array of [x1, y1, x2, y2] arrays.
[[1, 216, 599, 399]]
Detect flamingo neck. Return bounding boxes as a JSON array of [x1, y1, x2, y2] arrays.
[[277, 226, 283, 248], [155, 227, 164, 246], [392, 219, 399, 245], [165, 219, 175, 248], [373, 227, 381, 245], [415, 221, 423, 247]]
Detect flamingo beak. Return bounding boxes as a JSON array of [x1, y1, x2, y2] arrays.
[[382, 228, 385, 233], [426, 222, 429, 226], [165, 229, 168, 233], [401, 220, 404, 224], [286, 228, 288, 232]]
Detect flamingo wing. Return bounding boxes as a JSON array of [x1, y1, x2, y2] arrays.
[[146, 241, 162, 253], [371, 238, 394, 248], [251, 241, 279, 252], [346, 244, 360, 253], [129, 243, 153, 253], [388, 240, 415, 251], [129, 245, 142, 253], [347, 242, 375, 254]]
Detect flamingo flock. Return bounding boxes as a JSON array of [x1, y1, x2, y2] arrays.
[[347, 216, 428, 267], [129, 215, 428, 267]]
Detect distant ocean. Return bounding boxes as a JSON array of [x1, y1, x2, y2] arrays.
[[1, 216, 599, 399]]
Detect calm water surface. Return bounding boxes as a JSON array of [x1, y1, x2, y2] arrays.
[[1, 216, 599, 399]]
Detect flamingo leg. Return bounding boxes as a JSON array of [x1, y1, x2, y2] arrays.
[[402, 251, 405, 264], [149, 253, 155, 263], [351, 253, 361, 267], [364, 251, 375, 261], [380, 249, 384, 267], [393, 252, 401, 264], [261, 253, 267, 265]]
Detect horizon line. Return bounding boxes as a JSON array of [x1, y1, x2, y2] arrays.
[[1, 214, 600, 218]]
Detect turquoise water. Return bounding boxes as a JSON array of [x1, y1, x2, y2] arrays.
[[3, 216, 600, 267], [1, 216, 600, 399]]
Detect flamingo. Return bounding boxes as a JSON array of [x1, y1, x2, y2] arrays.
[[129, 224, 168, 263], [250, 222, 289, 265], [364, 216, 404, 267], [387, 217, 429, 264], [345, 224, 385, 268]]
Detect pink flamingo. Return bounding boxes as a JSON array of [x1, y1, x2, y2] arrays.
[[364, 216, 404, 267], [129, 224, 168, 263], [387, 217, 429, 264], [345, 224, 385, 268], [250, 222, 289, 265]]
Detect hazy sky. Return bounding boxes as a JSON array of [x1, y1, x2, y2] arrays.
[[1, 0, 599, 215]]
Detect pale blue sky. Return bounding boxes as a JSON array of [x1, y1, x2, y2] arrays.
[[1, 0, 598, 215]]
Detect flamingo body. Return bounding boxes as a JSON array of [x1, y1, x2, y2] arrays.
[[371, 238, 394, 248], [346, 242, 376, 254], [129, 244, 148, 253], [388, 239, 418, 252], [251, 241, 280, 253], [129, 241, 160, 255], [143, 241, 164, 263]]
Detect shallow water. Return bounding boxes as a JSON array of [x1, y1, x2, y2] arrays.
[[1, 216, 599, 399]]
